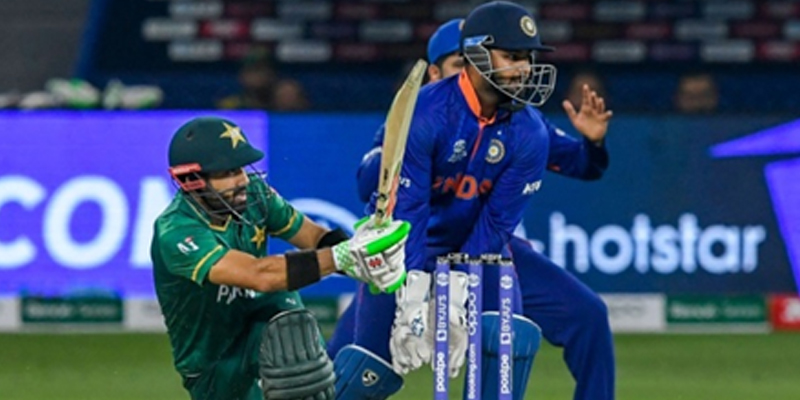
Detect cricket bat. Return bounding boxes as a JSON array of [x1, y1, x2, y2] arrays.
[[374, 59, 428, 226]]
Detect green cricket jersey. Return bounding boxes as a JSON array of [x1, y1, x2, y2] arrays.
[[150, 176, 305, 376]]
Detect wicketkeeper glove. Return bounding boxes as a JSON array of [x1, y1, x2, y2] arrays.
[[390, 270, 433, 375]]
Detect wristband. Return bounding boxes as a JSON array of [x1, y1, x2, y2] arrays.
[[285, 250, 321, 291]]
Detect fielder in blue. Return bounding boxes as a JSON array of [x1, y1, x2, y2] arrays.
[[330, 4, 615, 400]]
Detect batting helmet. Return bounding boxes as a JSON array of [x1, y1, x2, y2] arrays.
[[168, 117, 264, 189]]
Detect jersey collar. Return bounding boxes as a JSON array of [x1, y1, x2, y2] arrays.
[[457, 70, 496, 125], [182, 192, 231, 231]]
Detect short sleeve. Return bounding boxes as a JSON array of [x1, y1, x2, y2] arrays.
[[156, 226, 228, 285], [262, 184, 305, 240]]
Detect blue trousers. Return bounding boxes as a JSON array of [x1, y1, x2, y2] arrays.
[[510, 237, 615, 400], [327, 236, 615, 400]]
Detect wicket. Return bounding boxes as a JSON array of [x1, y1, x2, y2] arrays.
[[434, 253, 515, 400]]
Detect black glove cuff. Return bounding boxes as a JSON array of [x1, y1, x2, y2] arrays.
[[285, 250, 321, 291], [316, 228, 350, 249], [585, 137, 609, 169]]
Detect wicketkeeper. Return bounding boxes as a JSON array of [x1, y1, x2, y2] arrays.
[[329, 2, 560, 399]]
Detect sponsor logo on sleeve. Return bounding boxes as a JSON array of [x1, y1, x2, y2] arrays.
[[522, 180, 542, 195]]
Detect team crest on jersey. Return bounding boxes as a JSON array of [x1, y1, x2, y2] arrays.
[[250, 226, 266, 249], [448, 139, 467, 163], [486, 139, 505, 164]]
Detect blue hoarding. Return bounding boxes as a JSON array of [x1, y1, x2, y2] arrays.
[[0, 111, 267, 296], [0, 111, 797, 297], [269, 114, 799, 296], [518, 115, 796, 294]]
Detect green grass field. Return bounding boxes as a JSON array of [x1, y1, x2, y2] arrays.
[[0, 333, 797, 399]]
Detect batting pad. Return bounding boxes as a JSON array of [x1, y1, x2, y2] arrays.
[[333, 344, 404, 400], [259, 309, 335, 400]]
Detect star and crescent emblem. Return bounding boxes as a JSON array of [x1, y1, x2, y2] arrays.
[[251, 226, 266, 249]]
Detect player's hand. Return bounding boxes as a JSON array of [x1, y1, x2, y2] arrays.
[[390, 270, 432, 375], [426, 270, 469, 378], [332, 215, 410, 294], [562, 84, 613, 144]]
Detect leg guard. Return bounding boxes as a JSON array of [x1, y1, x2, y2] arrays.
[[474, 312, 541, 400], [259, 309, 335, 400], [333, 345, 403, 400]]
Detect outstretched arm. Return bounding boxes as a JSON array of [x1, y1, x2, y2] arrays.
[[545, 84, 613, 180], [562, 84, 613, 144], [208, 216, 410, 293]]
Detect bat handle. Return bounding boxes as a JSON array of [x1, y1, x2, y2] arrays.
[[375, 218, 392, 228], [373, 211, 392, 228]]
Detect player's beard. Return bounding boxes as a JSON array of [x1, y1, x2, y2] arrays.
[[490, 73, 526, 111], [199, 185, 249, 221]]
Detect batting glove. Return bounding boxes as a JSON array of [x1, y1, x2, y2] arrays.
[[332, 215, 409, 294]]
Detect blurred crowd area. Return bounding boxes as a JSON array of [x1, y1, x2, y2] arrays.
[[2, 0, 800, 114]]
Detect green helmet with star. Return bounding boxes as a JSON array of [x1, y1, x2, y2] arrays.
[[168, 117, 264, 188]]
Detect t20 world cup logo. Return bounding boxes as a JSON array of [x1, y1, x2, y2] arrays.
[[712, 118, 800, 293]]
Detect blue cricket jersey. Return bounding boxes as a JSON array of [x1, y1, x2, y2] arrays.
[[357, 87, 609, 204], [540, 110, 608, 180], [366, 72, 550, 271]]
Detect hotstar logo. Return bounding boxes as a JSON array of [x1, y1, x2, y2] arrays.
[[710, 118, 800, 294]]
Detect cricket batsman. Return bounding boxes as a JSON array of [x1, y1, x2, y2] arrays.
[[150, 116, 411, 400], [333, 12, 616, 400], [329, 2, 571, 399]]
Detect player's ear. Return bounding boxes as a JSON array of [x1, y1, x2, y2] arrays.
[[427, 64, 442, 82]]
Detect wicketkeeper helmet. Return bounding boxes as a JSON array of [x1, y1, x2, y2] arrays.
[[460, 1, 557, 107]]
